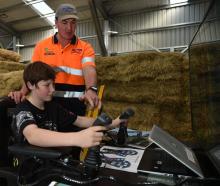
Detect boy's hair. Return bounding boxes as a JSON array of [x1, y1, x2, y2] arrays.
[[23, 61, 55, 90]]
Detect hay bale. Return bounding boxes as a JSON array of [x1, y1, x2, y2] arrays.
[[102, 101, 159, 131], [0, 48, 21, 62], [96, 51, 192, 142], [0, 61, 25, 73], [103, 100, 193, 142], [96, 52, 185, 82], [97, 52, 189, 112], [0, 56, 7, 61], [0, 61, 25, 96], [103, 80, 183, 104], [189, 42, 220, 146], [0, 70, 24, 97]]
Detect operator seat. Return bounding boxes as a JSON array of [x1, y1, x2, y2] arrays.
[[0, 97, 66, 186], [0, 97, 17, 186]]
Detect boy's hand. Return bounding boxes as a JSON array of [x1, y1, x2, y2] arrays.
[[108, 117, 128, 129], [77, 126, 106, 148], [108, 108, 134, 129]]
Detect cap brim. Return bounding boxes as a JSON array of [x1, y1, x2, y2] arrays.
[[59, 15, 79, 20]]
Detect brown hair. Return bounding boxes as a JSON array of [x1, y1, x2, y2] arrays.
[[23, 61, 55, 90]]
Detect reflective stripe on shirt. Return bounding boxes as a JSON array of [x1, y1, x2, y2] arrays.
[[53, 91, 84, 98], [82, 57, 94, 64], [54, 66, 82, 76]]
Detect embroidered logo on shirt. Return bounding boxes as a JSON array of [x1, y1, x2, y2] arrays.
[[44, 48, 55, 55], [71, 48, 82, 54]]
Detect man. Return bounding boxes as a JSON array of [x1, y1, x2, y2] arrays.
[[9, 3, 99, 115]]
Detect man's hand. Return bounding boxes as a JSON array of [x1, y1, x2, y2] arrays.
[[76, 126, 106, 148], [8, 91, 26, 104], [79, 90, 101, 110], [8, 84, 28, 104]]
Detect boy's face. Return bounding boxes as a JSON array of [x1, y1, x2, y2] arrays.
[[31, 79, 55, 102]]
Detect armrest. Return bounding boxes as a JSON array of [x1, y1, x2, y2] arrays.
[[8, 144, 62, 159]]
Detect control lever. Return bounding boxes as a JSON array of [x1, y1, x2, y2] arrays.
[[93, 113, 112, 126], [117, 108, 135, 146], [84, 113, 112, 179], [119, 108, 135, 119]]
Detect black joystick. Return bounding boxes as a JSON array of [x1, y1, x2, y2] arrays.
[[119, 108, 135, 120], [93, 113, 112, 126], [83, 113, 112, 179], [117, 108, 135, 146]]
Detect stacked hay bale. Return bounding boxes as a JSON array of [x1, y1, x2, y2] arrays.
[[0, 48, 21, 62], [190, 42, 220, 146], [0, 49, 25, 97], [96, 52, 193, 142]]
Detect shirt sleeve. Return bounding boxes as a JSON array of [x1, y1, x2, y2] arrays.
[[15, 110, 36, 135], [82, 42, 96, 68], [11, 107, 37, 144]]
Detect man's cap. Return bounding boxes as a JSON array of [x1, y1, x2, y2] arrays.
[[55, 4, 79, 20]]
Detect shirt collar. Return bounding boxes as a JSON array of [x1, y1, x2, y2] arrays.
[[53, 32, 77, 45]]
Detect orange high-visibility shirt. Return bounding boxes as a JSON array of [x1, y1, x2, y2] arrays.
[[32, 33, 95, 92]]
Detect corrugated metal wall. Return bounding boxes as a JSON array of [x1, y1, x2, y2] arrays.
[[76, 20, 101, 54], [0, 35, 13, 49], [19, 0, 219, 61], [110, 0, 219, 53], [20, 29, 54, 62]]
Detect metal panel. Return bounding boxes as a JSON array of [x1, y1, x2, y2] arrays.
[[83, 37, 101, 56], [0, 35, 12, 49], [20, 47, 35, 62], [109, 0, 219, 54], [21, 29, 54, 46], [76, 19, 102, 37]]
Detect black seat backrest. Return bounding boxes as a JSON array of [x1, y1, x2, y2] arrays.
[[0, 97, 16, 167]]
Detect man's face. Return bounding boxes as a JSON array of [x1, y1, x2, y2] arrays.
[[55, 18, 77, 40], [32, 80, 55, 102]]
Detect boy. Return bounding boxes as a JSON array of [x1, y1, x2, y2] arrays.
[[11, 62, 123, 149]]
